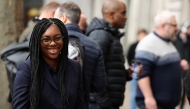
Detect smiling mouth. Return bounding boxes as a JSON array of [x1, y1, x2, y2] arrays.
[[48, 49, 58, 54]]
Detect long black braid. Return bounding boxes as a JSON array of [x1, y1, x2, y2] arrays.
[[29, 18, 69, 109]]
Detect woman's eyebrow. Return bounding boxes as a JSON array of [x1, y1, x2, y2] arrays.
[[41, 34, 62, 38], [41, 36, 50, 39], [54, 34, 62, 37]]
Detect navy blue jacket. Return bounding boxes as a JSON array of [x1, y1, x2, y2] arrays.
[[12, 59, 85, 109], [65, 24, 106, 94]]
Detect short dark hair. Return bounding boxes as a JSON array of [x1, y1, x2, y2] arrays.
[[137, 29, 148, 35], [58, 1, 81, 24]]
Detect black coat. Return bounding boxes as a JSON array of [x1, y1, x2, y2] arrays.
[[13, 59, 85, 109], [174, 32, 190, 104], [184, 70, 190, 104], [175, 32, 190, 104], [173, 32, 190, 63], [86, 17, 131, 108], [127, 42, 138, 66]]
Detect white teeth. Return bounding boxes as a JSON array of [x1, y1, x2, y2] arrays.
[[48, 49, 58, 53]]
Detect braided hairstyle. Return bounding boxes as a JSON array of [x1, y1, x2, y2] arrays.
[[29, 18, 69, 109]]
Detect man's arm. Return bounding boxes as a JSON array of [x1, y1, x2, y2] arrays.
[[138, 76, 157, 109], [127, 43, 137, 66], [88, 29, 112, 108], [88, 30, 111, 62], [12, 62, 31, 109], [88, 30, 109, 92], [75, 62, 86, 109], [135, 50, 157, 108], [92, 49, 106, 92]]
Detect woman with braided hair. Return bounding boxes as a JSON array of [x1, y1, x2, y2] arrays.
[[12, 18, 85, 109]]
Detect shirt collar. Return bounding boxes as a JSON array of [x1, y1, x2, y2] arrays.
[[44, 61, 57, 73], [153, 31, 170, 42]]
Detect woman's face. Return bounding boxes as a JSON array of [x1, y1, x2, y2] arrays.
[[40, 24, 64, 61]]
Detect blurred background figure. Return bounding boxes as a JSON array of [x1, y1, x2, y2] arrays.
[[135, 10, 189, 109], [78, 13, 88, 34], [18, 1, 60, 43], [126, 29, 148, 109], [127, 29, 148, 66], [173, 21, 190, 64], [173, 21, 190, 109], [86, 0, 134, 109]]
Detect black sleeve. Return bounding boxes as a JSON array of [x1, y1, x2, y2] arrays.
[[88, 30, 112, 109], [88, 30, 111, 63], [127, 42, 138, 66], [12, 62, 31, 109], [94, 90, 112, 109], [91, 49, 106, 92], [184, 70, 190, 104], [126, 69, 132, 81], [75, 62, 86, 109]]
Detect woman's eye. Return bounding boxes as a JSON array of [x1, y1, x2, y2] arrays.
[[43, 39, 50, 42], [54, 37, 62, 41]]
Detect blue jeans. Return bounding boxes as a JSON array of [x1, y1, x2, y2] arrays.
[[130, 78, 137, 109]]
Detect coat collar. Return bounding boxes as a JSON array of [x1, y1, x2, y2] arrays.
[[65, 23, 82, 33], [44, 63, 58, 91], [86, 18, 125, 38], [43, 61, 71, 98]]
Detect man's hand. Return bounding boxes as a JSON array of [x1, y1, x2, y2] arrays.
[[128, 66, 133, 78], [138, 65, 143, 76], [180, 59, 189, 72], [145, 97, 157, 109], [128, 65, 143, 78]]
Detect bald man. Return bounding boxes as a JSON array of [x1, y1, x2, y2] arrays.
[[86, 0, 131, 109], [18, 1, 60, 42]]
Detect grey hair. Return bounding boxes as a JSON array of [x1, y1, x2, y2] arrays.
[[58, 1, 81, 24], [153, 10, 175, 28]]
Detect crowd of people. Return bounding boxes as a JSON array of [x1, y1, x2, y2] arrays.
[[1, 0, 190, 109]]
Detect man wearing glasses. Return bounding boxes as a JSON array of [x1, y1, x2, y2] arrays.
[[135, 10, 189, 109]]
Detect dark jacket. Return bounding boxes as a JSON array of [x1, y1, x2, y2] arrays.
[[86, 17, 131, 108], [184, 70, 190, 104], [173, 32, 190, 63], [12, 59, 85, 109], [65, 24, 106, 100], [127, 42, 138, 66]]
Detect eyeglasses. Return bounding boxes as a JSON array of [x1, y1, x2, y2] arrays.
[[165, 23, 177, 27], [41, 36, 64, 45]]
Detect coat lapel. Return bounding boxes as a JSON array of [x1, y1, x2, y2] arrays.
[[44, 68, 59, 91], [65, 65, 71, 98], [43, 62, 71, 97]]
